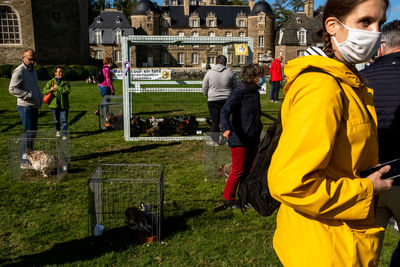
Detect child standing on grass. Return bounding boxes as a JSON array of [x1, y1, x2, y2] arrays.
[[42, 66, 71, 140]]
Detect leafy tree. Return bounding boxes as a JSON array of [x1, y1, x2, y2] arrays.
[[272, 0, 304, 29]]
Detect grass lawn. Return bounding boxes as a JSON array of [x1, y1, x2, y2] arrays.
[[0, 77, 398, 266]]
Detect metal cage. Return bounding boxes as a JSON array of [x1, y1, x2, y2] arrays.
[[203, 132, 231, 183], [88, 164, 164, 243], [8, 130, 70, 181], [98, 95, 124, 130]]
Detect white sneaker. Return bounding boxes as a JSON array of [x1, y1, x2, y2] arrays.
[[56, 131, 61, 137], [62, 135, 68, 140]]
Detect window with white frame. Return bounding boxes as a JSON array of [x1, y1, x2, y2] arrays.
[[278, 29, 283, 45], [297, 50, 305, 57], [209, 20, 215, 27], [258, 36, 264, 47], [239, 32, 245, 37], [192, 20, 198, 27], [227, 53, 232, 64], [259, 16, 264, 22], [207, 57, 215, 65], [191, 53, 199, 64], [209, 31, 215, 47], [178, 31, 184, 47], [238, 55, 245, 64], [298, 28, 306, 45], [114, 50, 122, 62], [114, 30, 121, 45], [225, 32, 232, 37], [0, 6, 20, 44], [192, 31, 199, 48], [239, 20, 245, 27], [258, 53, 263, 62], [94, 30, 102, 44], [178, 53, 185, 64], [172, 0, 178, 5], [94, 50, 103, 59]]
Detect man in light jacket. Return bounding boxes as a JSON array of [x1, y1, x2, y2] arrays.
[[202, 55, 236, 145], [9, 48, 43, 168]]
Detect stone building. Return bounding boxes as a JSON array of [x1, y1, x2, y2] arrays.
[[0, 0, 89, 65], [274, 0, 323, 65], [89, 8, 134, 67], [130, 0, 275, 68]]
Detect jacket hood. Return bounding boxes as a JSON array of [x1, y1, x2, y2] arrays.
[[283, 56, 363, 94], [211, 64, 227, 72]]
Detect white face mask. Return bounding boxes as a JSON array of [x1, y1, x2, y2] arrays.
[[332, 19, 382, 64]]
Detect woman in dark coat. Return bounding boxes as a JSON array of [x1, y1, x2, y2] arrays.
[[220, 63, 265, 204]]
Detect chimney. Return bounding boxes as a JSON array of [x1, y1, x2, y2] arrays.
[[249, 0, 255, 11], [184, 0, 190, 16], [304, 0, 314, 19]]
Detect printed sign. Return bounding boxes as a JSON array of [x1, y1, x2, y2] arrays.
[[234, 43, 248, 56], [131, 69, 171, 80]]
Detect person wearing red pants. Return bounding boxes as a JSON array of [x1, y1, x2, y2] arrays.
[[220, 64, 265, 205]]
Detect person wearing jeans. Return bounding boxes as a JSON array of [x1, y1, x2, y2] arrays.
[[9, 49, 42, 168], [42, 66, 71, 139], [202, 55, 236, 145], [269, 56, 282, 103], [96, 57, 115, 124]]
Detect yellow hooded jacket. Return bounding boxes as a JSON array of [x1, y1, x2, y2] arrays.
[[268, 56, 382, 267]]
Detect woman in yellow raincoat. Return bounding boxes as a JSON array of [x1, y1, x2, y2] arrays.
[[268, 0, 392, 266]]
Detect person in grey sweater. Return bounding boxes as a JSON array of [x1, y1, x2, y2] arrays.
[[202, 55, 236, 145], [9, 48, 43, 167]]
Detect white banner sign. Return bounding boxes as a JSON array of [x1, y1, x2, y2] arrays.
[[131, 69, 171, 80], [112, 69, 172, 80]]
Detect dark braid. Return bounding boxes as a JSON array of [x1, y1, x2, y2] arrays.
[[322, 30, 334, 58]]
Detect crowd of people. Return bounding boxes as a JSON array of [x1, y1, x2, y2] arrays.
[[8, 0, 400, 263]]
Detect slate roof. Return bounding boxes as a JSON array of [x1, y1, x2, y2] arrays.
[[133, 0, 274, 28], [89, 11, 135, 45], [275, 12, 323, 46]]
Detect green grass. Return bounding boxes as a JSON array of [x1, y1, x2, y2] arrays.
[[0, 78, 397, 266]]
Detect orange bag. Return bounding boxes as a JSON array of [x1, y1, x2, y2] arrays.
[[43, 80, 54, 104]]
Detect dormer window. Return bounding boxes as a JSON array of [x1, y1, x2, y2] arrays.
[[259, 16, 264, 22], [190, 0, 197, 4], [94, 30, 102, 44], [116, 16, 121, 23], [162, 12, 171, 28], [296, 17, 302, 24], [189, 12, 200, 28], [96, 17, 101, 23], [172, 0, 178, 5], [114, 30, 122, 45], [297, 28, 307, 45], [236, 12, 247, 28], [278, 29, 284, 45], [206, 12, 216, 28]]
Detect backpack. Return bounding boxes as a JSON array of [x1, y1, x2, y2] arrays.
[[214, 67, 343, 216], [95, 66, 106, 83]]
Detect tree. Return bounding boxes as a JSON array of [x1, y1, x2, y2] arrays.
[[272, 0, 304, 29]]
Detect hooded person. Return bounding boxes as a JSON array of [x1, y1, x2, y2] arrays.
[[267, 0, 393, 266]]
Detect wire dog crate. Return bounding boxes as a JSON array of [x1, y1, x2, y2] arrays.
[[88, 164, 164, 243], [98, 95, 124, 130], [203, 132, 231, 183], [8, 130, 70, 181]]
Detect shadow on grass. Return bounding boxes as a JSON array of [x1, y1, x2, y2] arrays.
[[69, 111, 87, 126], [1, 209, 206, 266], [71, 142, 181, 162], [70, 130, 104, 139], [0, 226, 138, 266]]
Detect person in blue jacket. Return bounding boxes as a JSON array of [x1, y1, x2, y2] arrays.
[[220, 63, 265, 205]]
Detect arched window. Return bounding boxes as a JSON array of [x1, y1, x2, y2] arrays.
[[297, 28, 307, 45], [0, 6, 21, 45]]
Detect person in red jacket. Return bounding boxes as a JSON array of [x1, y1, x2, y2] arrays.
[[268, 56, 282, 103]]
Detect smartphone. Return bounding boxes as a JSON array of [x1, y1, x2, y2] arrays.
[[360, 158, 400, 180]]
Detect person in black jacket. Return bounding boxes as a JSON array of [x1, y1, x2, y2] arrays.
[[220, 63, 265, 205], [360, 20, 400, 266]]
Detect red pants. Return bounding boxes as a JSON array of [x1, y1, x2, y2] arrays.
[[223, 146, 258, 201]]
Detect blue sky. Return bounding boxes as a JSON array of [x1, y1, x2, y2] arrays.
[[148, 0, 400, 22]]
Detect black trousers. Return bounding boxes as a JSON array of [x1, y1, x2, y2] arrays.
[[208, 100, 226, 142]]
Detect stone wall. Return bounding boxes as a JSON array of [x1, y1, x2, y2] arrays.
[[0, 0, 35, 65], [31, 0, 89, 65]]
